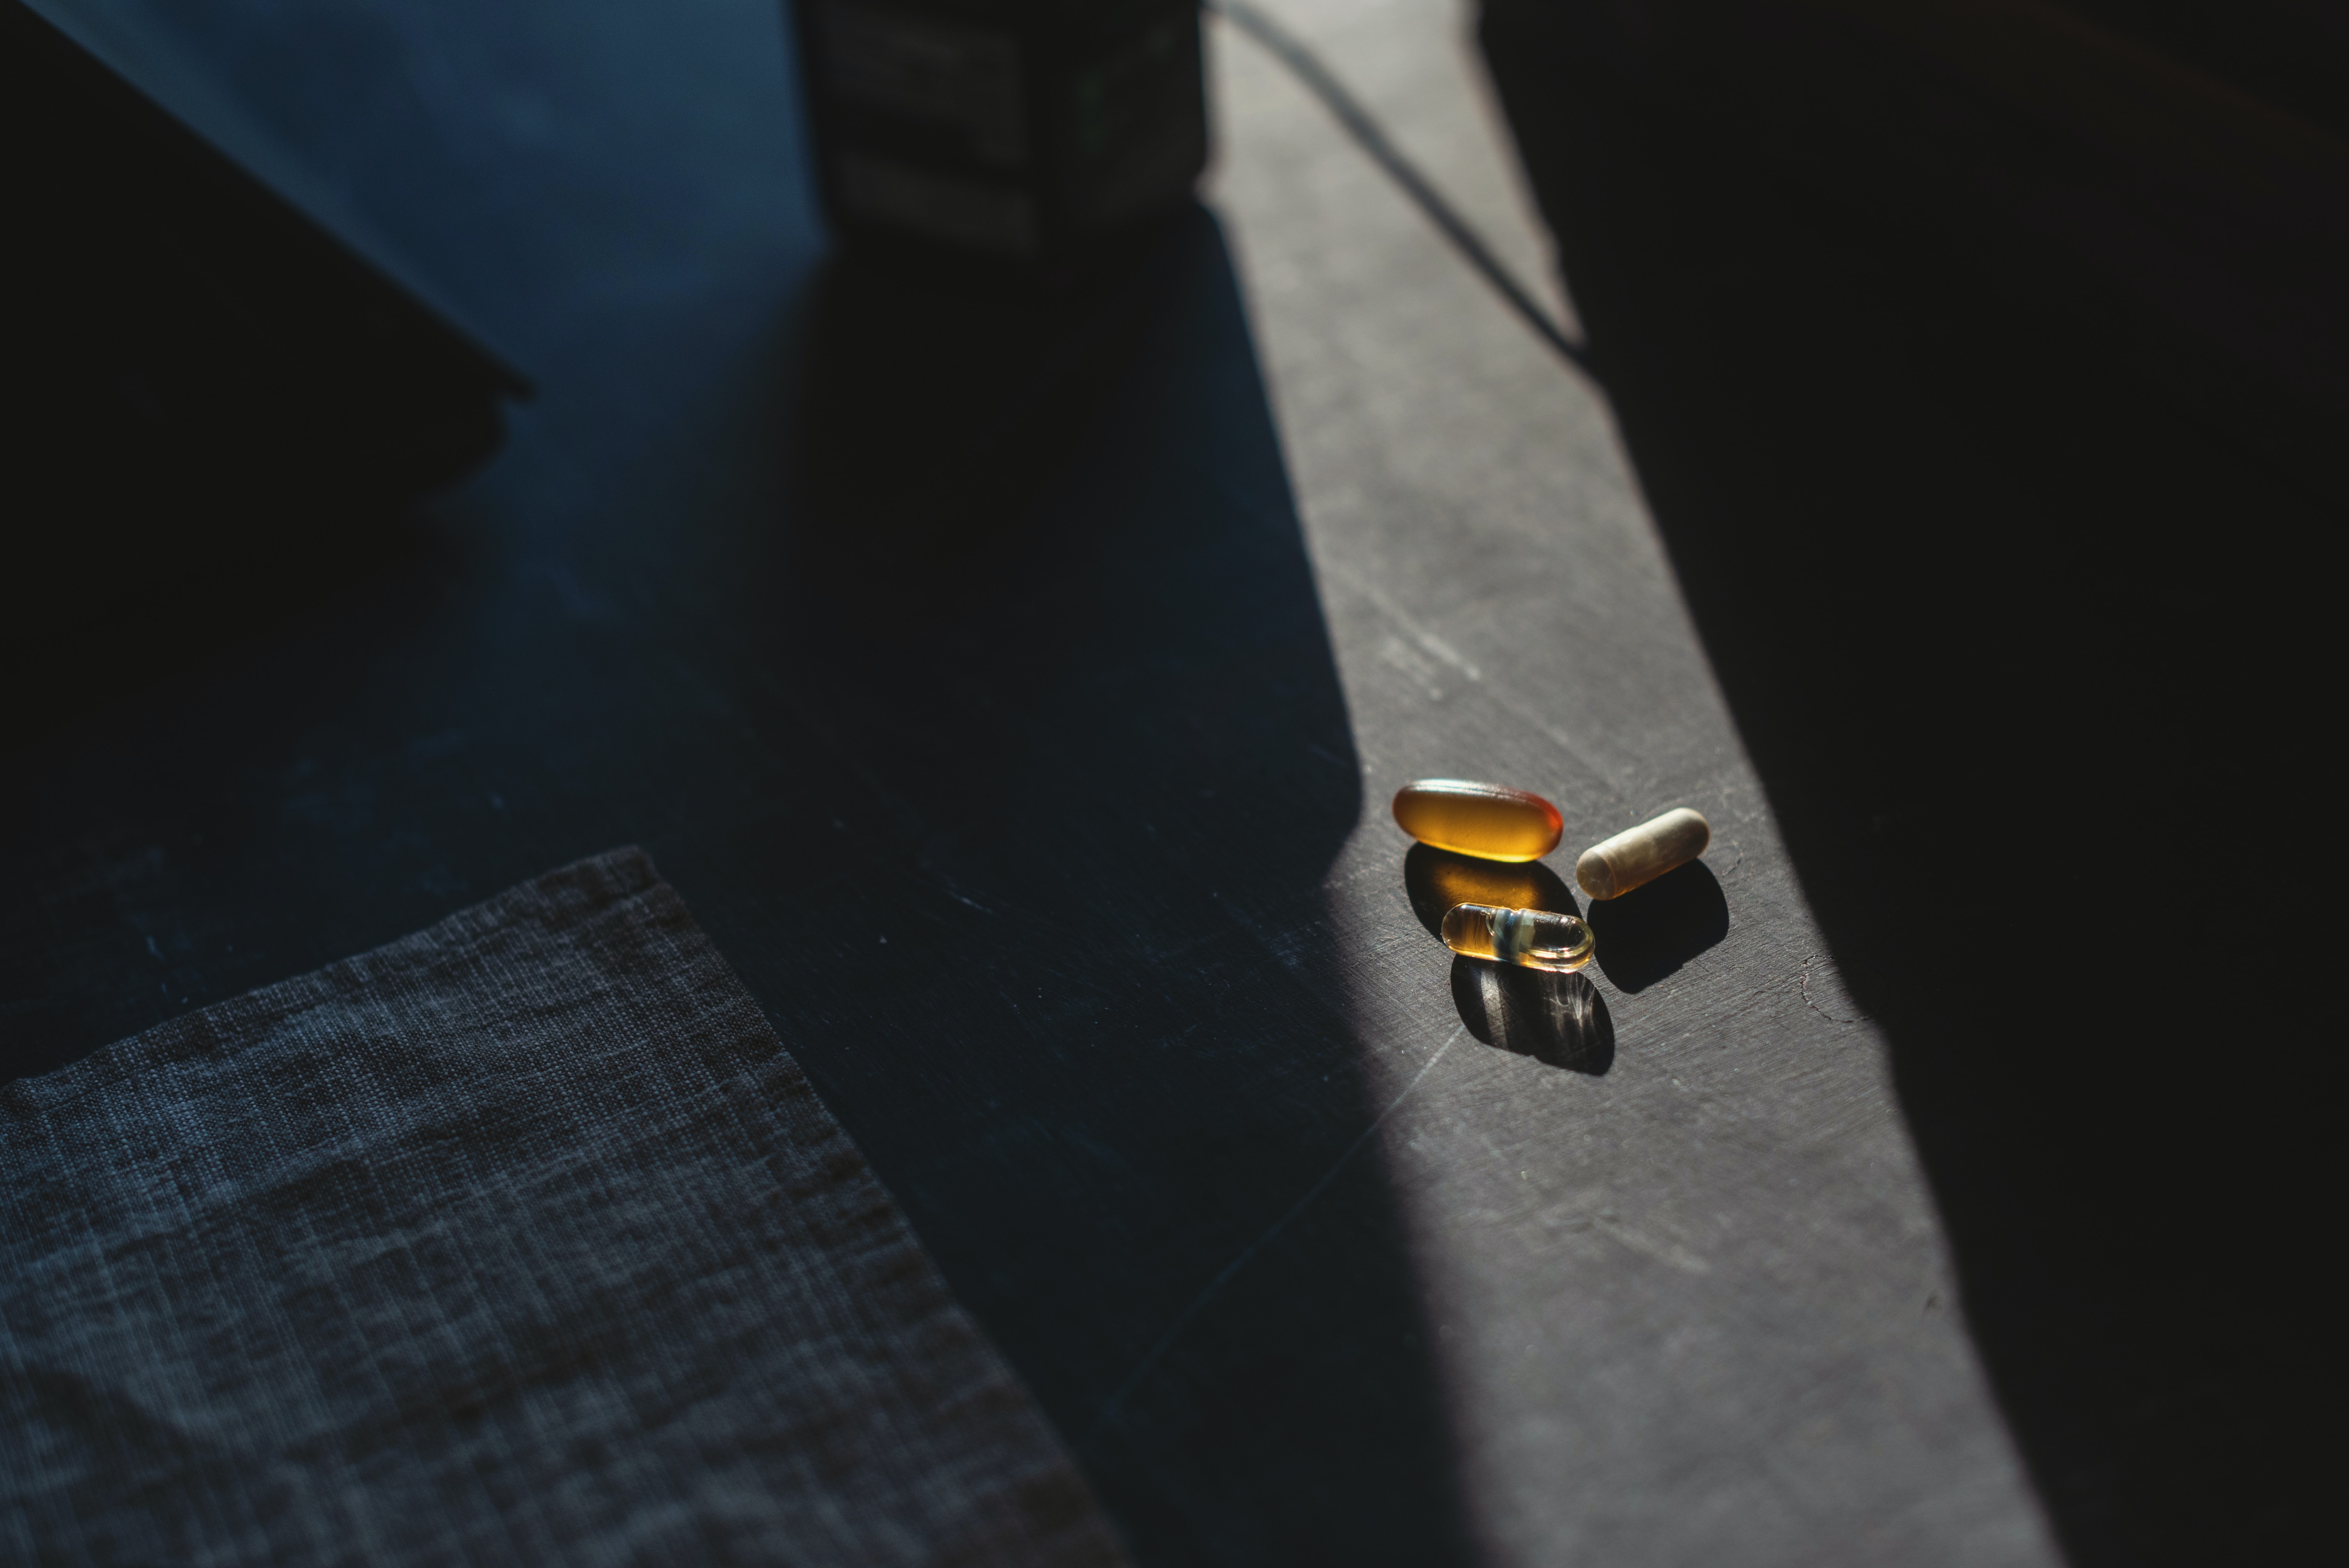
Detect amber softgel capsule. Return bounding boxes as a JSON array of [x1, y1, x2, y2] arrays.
[[1392, 780, 1563, 862], [1575, 807, 1711, 900], [1440, 903, 1595, 973]]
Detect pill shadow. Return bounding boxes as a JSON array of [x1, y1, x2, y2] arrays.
[[1585, 861, 1729, 993], [1403, 843, 1579, 937], [1450, 957, 1615, 1074], [1405, 847, 1608, 1071]]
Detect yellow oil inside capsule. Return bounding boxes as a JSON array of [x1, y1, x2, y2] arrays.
[[1440, 903, 1595, 973], [1392, 780, 1563, 862]]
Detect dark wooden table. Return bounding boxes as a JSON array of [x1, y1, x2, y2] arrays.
[[7, 3, 2332, 1563]]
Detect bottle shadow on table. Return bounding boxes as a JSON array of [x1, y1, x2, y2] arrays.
[[680, 205, 1489, 1567], [5, 39, 1486, 1568]]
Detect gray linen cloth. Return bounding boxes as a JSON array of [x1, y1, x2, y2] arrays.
[[2, 848, 1125, 1567]]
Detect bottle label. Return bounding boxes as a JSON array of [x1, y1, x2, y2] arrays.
[[822, 2, 1027, 166], [835, 151, 1039, 255]]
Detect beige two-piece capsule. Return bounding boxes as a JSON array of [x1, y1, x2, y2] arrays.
[[1392, 780, 1563, 862], [1575, 807, 1711, 900]]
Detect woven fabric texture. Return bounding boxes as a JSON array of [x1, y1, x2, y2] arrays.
[[2, 848, 1125, 1567]]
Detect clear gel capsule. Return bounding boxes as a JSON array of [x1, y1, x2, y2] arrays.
[[1441, 902, 1595, 973], [1576, 807, 1711, 900], [1392, 780, 1563, 862]]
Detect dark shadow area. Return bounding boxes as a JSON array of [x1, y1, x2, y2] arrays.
[[1, 7, 1484, 1551], [793, 231, 1202, 581], [1404, 842, 1579, 936], [1483, 2, 2340, 1559], [645, 204, 1486, 1566], [3, 4, 518, 747], [1, 509, 462, 754], [1585, 862, 1729, 994], [2, 187, 1490, 1563], [1450, 957, 1614, 1075]]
